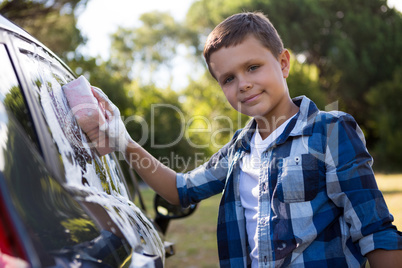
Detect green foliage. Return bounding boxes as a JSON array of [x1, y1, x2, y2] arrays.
[[4, 86, 30, 129], [67, 55, 133, 112], [182, 72, 250, 155], [3, 0, 401, 171], [287, 54, 326, 109], [366, 66, 402, 171], [60, 218, 97, 243], [127, 82, 198, 172], [186, 0, 402, 171], [0, 0, 89, 60], [110, 11, 199, 85], [186, 0, 254, 32], [257, 0, 402, 142]]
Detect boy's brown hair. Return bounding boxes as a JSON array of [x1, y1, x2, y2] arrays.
[[203, 12, 284, 79]]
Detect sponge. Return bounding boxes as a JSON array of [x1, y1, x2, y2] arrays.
[[62, 75, 108, 154]]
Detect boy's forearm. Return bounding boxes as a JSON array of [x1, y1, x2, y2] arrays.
[[366, 249, 402, 267], [124, 140, 180, 205]]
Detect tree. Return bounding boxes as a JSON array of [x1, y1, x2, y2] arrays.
[[109, 11, 198, 86], [67, 55, 133, 112], [0, 0, 89, 60], [286, 53, 326, 109], [184, 0, 402, 170], [366, 66, 402, 171], [127, 82, 198, 172], [181, 72, 250, 156]]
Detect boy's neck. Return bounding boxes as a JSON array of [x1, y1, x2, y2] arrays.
[[256, 103, 299, 140]]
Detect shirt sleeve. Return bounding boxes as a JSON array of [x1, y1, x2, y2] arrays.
[[324, 113, 402, 255], [176, 132, 238, 208]]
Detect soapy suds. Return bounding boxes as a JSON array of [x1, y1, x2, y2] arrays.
[[17, 43, 164, 266]]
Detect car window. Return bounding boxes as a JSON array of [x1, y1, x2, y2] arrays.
[[16, 39, 129, 192], [0, 42, 118, 266], [12, 37, 165, 264], [0, 43, 39, 150]]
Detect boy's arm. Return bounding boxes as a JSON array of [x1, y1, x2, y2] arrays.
[[324, 114, 402, 257], [366, 249, 402, 267], [124, 140, 179, 205], [94, 88, 180, 205]]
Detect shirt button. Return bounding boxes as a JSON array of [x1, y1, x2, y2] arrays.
[[263, 182, 268, 192], [277, 242, 287, 251], [260, 217, 269, 226], [277, 160, 283, 168]]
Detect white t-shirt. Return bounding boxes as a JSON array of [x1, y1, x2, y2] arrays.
[[239, 116, 295, 267]]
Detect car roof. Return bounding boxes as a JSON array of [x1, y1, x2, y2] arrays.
[[0, 15, 75, 76], [0, 15, 38, 43]]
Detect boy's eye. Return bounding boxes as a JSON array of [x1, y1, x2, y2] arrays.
[[249, 65, 259, 71], [223, 76, 234, 84]]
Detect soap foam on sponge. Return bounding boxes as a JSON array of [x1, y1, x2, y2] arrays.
[[63, 75, 109, 154]]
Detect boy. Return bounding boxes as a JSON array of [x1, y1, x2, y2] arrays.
[[70, 12, 402, 267]]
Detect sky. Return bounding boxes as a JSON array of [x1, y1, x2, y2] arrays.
[[77, 0, 402, 89], [77, 0, 402, 59], [77, 0, 195, 60], [77, 0, 197, 90]]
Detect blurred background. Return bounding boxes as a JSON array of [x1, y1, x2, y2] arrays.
[[1, 0, 401, 172], [1, 1, 401, 267]]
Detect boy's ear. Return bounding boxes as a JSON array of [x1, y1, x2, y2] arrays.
[[280, 49, 291, 78]]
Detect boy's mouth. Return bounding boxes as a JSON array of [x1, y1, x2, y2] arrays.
[[241, 92, 262, 104]]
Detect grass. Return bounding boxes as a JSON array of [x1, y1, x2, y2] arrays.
[[163, 194, 221, 268], [374, 174, 402, 230], [137, 174, 402, 267], [135, 188, 220, 268]]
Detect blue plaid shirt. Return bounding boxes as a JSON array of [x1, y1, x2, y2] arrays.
[[177, 96, 402, 267]]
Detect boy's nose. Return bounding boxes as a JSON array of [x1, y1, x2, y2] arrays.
[[239, 77, 253, 92]]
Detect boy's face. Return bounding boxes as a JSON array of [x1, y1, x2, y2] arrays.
[[209, 35, 292, 123]]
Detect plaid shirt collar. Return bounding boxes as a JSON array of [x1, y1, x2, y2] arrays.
[[235, 96, 319, 153]]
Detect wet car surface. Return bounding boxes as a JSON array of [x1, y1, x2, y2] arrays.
[[0, 15, 194, 267]]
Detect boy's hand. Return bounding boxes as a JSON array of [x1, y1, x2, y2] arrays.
[[63, 76, 131, 156], [91, 86, 132, 155], [63, 77, 179, 205]]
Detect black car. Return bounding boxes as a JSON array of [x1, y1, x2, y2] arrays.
[[0, 15, 195, 268]]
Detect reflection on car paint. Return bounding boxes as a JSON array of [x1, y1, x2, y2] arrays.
[[0, 44, 39, 148], [17, 41, 165, 265]]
